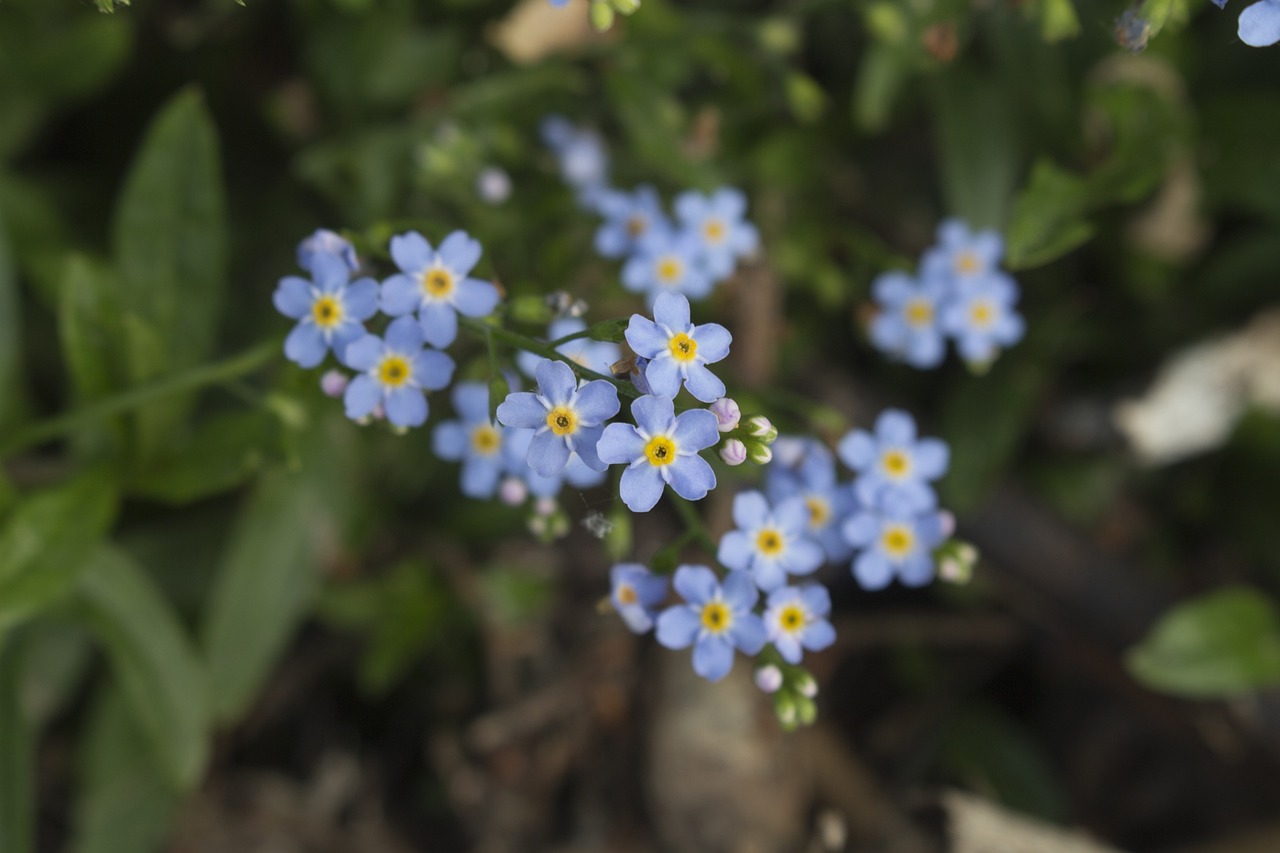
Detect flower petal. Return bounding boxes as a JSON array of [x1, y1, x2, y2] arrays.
[[385, 387, 428, 428], [876, 409, 917, 445], [460, 456, 502, 499], [783, 538, 825, 576], [413, 349, 455, 392], [419, 302, 458, 349], [619, 463, 665, 512], [1240, 0, 1280, 45], [853, 551, 894, 590], [652, 291, 691, 331], [432, 421, 468, 461], [655, 606, 701, 650], [380, 273, 421, 316], [573, 379, 621, 425], [728, 613, 767, 655], [721, 570, 759, 611], [837, 430, 876, 470], [692, 635, 735, 682], [343, 278, 379, 320], [342, 334, 383, 371], [284, 323, 327, 368], [535, 359, 577, 407], [801, 620, 836, 652], [671, 408, 719, 451], [569, 424, 607, 471], [597, 422, 645, 464], [692, 323, 731, 363], [273, 277, 314, 318], [716, 530, 754, 571], [667, 453, 716, 501], [642, 356, 682, 398], [631, 395, 675, 436], [682, 363, 725, 404], [529, 429, 571, 477], [344, 375, 381, 419], [385, 315, 424, 352], [624, 315, 668, 358], [913, 438, 950, 480], [496, 392, 549, 430], [673, 565, 718, 605], [453, 382, 491, 424], [390, 231, 432, 273], [437, 230, 482, 275], [454, 278, 500, 317]]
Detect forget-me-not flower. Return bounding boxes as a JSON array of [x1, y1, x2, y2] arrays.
[[1215, 0, 1280, 46], [610, 564, 669, 634], [296, 229, 359, 275], [621, 229, 714, 304], [597, 395, 720, 512], [625, 292, 731, 403], [766, 438, 855, 563], [673, 188, 759, 280], [655, 567, 767, 682], [516, 317, 622, 378], [503, 427, 607, 498], [380, 230, 501, 349], [342, 316, 455, 428], [496, 359, 620, 477], [432, 382, 508, 499], [921, 219, 1004, 283], [540, 115, 610, 206], [838, 409, 949, 512], [842, 494, 947, 590], [594, 185, 668, 259], [764, 585, 836, 664], [717, 491, 825, 592], [868, 271, 949, 370], [939, 272, 1026, 365], [273, 252, 379, 369]]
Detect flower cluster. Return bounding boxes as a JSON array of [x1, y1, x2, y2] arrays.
[[869, 219, 1025, 371], [1214, 0, 1280, 46], [541, 116, 759, 305]]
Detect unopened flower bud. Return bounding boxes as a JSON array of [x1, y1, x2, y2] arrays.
[[590, 0, 615, 31], [746, 442, 773, 465], [755, 665, 783, 694], [720, 439, 747, 466], [535, 497, 558, 517], [745, 415, 778, 443], [709, 398, 741, 432], [476, 166, 512, 205], [499, 477, 528, 506], [938, 510, 956, 539], [775, 694, 798, 726], [320, 370, 349, 398], [795, 672, 818, 698]]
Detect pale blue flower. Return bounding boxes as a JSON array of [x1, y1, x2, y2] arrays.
[[842, 494, 946, 590], [920, 218, 1004, 283], [610, 564, 669, 633], [273, 252, 378, 369], [516, 318, 621, 378], [717, 491, 825, 592], [673, 187, 759, 280], [868, 271, 948, 370], [621, 229, 714, 304], [766, 438, 855, 563], [1219, 0, 1280, 46], [624, 292, 731, 403], [939, 272, 1025, 365], [837, 409, 948, 513], [379, 230, 501, 349], [594, 185, 668, 259], [764, 585, 836, 664], [296, 229, 359, 274], [432, 382, 507, 499], [496, 359, 620, 477], [597, 395, 719, 512], [342, 316, 455, 428], [540, 115, 609, 206], [655, 567, 767, 682]]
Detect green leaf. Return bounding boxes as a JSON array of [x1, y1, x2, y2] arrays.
[[1127, 588, 1280, 698], [111, 88, 227, 460], [1036, 0, 1081, 42], [0, 203, 23, 431], [852, 41, 912, 133], [1004, 159, 1094, 271], [0, 472, 118, 635], [932, 72, 1021, 231], [72, 687, 178, 853], [128, 410, 276, 504], [0, 641, 34, 853], [75, 546, 211, 789], [58, 254, 127, 455], [19, 619, 93, 728]]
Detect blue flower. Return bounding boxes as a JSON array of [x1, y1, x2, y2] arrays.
[[920, 218, 1004, 283], [939, 272, 1025, 365], [379, 230, 501, 349], [621, 229, 714, 304], [597, 396, 720, 512], [764, 585, 836, 664], [673, 187, 759, 280], [624, 292, 731, 403], [868, 271, 948, 370], [718, 491, 825, 592], [655, 566, 767, 682], [342, 316, 455, 428], [1228, 0, 1280, 46], [273, 252, 378, 369], [503, 427, 607, 498], [296, 228, 359, 274], [594, 185, 668, 259], [432, 382, 508, 499], [496, 359, 620, 477], [540, 115, 609, 206], [766, 438, 856, 563], [842, 495, 946, 590], [610, 564, 669, 633], [516, 318, 621, 378], [837, 409, 948, 512]]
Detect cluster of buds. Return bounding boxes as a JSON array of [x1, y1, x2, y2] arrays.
[[935, 538, 978, 584], [754, 660, 819, 731], [711, 399, 779, 467], [589, 0, 640, 32]]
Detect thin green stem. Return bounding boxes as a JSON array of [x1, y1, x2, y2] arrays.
[[545, 328, 595, 348], [0, 342, 278, 458], [669, 494, 718, 555]]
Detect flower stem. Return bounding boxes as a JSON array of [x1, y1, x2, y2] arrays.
[[670, 493, 718, 555], [0, 341, 278, 458]]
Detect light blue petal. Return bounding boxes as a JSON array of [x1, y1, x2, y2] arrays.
[[801, 620, 836, 652], [671, 408, 720, 451], [344, 375, 381, 419], [535, 359, 577, 407], [652, 291, 691, 331], [842, 513, 879, 548], [390, 231, 432, 273], [620, 464, 665, 511], [454, 278, 500, 317], [667, 454, 716, 501], [876, 409, 917, 445], [752, 560, 787, 593], [773, 497, 810, 534], [620, 257, 650, 294], [682, 363, 725, 404], [899, 552, 935, 587], [496, 392, 548, 430], [419, 302, 458, 349], [573, 380, 620, 424], [774, 634, 803, 665], [800, 585, 832, 616], [529, 429, 571, 477], [783, 538, 825, 576], [309, 252, 349, 292], [717, 531, 754, 572], [624, 315, 667, 358], [631, 395, 675, 436], [453, 382, 491, 424], [385, 387, 428, 428], [343, 278, 379, 320], [995, 312, 1026, 346], [284, 323, 327, 368], [618, 604, 654, 634], [329, 322, 366, 365], [342, 334, 383, 371], [732, 491, 770, 530], [564, 454, 607, 489], [432, 421, 468, 461], [711, 187, 747, 219], [596, 422, 645, 464], [1240, 0, 1280, 45], [273, 277, 314, 318], [642, 356, 682, 398], [904, 330, 946, 369], [729, 613, 767, 655], [437, 230, 482, 275], [692, 636, 735, 682], [656, 606, 701, 649], [380, 274, 421, 316], [674, 191, 708, 225], [385, 315, 424, 352], [913, 439, 950, 479], [692, 323, 731, 363], [853, 551, 894, 590], [721, 570, 759, 611], [460, 456, 502, 499], [594, 223, 629, 258], [837, 430, 876, 470], [569, 424, 606, 471], [673, 565, 718, 605]]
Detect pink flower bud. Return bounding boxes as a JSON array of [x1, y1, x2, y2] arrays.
[[320, 370, 349, 398], [719, 439, 747, 466], [499, 477, 528, 506], [755, 665, 783, 693], [709, 397, 741, 432], [938, 510, 956, 539]]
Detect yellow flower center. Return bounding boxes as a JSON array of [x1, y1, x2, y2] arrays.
[[882, 449, 911, 479], [778, 605, 805, 632], [703, 218, 727, 244], [546, 406, 578, 436], [882, 524, 915, 559], [756, 528, 785, 556], [805, 496, 831, 530], [701, 601, 731, 633], [312, 295, 343, 329], [904, 298, 933, 328], [421, 268, 455, 298], [644, 435, 677, 466], [471, 424, 501, 455], [617, 584, 638, 605], [377, 355, 411, 387], [668, 332, 698, 363], [626, 215, 647, 237], [969, 300, 995, 328], [656, 256, 683, 284], [954, 251, 980, 275]]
